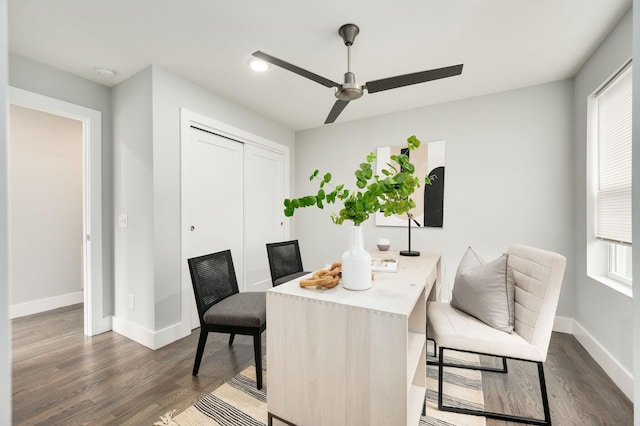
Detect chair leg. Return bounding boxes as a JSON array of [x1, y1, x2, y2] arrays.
[[437, 346, 551, 425], [228, 333, 235, 345], [253, 331, 263, 390], [427, 337, 437, 357], [193, 329, 208, 376], [427, 337, 439, 365], [439, 347, 508, 373], [538, 362, 552, 425], [437, 346, 445, 410]]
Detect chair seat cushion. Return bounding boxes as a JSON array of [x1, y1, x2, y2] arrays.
[[203, 292, 266, 328], [427, 302, 546, 362], [274, 271, 310, 286]]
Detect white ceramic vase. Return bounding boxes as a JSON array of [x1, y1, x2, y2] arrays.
[[341, 225, 372, 290]]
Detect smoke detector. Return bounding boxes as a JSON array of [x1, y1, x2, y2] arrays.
[[95, 67, 115, 78]]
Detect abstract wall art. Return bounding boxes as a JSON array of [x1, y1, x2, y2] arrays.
[[375, 140, 445, 228]]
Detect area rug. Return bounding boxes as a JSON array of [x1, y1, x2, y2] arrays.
[[161, 348, 486, 426], [423, 347, 486, 426]]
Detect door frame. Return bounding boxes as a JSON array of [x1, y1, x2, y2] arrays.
[[180, 108, 290, 330], [8, 87, 108, 336]]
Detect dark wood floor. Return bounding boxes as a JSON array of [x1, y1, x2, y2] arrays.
[[480, 333, 633, 425], [12, 304, 633, 425]]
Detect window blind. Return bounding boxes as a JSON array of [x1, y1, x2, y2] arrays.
[[595, 64, 632, 244]]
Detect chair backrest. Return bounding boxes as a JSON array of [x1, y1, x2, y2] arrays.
[[508, 244, 567, 360], [188, 250, 240, 323], [266, 240, 304, 285]]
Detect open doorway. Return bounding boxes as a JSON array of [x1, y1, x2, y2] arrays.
[[9, 105, 84, 317], [8, 87, 107, 336]]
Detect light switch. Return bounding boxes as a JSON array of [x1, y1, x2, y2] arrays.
[[118, 214, 128, 228]]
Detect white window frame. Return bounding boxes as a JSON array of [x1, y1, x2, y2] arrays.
[[586, 60, 633, 297], [608, 243, 632, 286]]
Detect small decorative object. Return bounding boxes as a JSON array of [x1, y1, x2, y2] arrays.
[[299, 262, 342, 289], [284, 135, 430, 290], [371, 257, 398, 272], [377, 238, 391, 251]]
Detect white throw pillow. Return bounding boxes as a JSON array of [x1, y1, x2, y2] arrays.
[[450, 247, 515, 333]]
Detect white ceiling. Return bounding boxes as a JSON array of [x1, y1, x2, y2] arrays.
[[8, 0, 632, 131]]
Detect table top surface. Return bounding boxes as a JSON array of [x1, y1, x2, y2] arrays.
[[268, 250, 440, 316]]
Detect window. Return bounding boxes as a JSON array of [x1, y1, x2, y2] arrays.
[[609, 243, 632, 285], [592, 61, 632, 288]]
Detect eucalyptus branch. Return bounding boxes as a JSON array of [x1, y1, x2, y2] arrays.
[[284, 135, 431, 226]]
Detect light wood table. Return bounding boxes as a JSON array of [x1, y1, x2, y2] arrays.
[[267, 250, 441, 426]]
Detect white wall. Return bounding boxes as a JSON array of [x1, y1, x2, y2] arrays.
[[0, 0, 11, 422], [295, 79, 575, 318], [8, 54, 115, 317], [112, 65, 296, 348], [9, 105, 83, 313], [112, 66, 155, 336], [632, 1, 639, 422], [151, 66, 295, 332], [573, 9, 634, 391]]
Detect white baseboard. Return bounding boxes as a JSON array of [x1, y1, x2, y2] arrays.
[[112, 316, 190, 350], [552, 315, 574, 334], [555, 316, 633, 400], [10, 291, 84, 319], [89, 315, 113, 336], [112, 316, 155, 349], [153, 322, 191, 349]]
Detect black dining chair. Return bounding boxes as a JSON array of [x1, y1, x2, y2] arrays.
[[266, 240, 310, 286], [188, 249, 266, 389]]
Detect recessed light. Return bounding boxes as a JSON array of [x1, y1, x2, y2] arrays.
[[248, 59, 269, 72]]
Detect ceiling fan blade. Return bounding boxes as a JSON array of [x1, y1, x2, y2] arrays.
[[365, 64, 463, 94], [325, 100, 350, 124], [252, 51, 339, 89]]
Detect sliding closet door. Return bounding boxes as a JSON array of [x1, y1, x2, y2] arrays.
[[244, 144, 285, 292], [183, 121, 288, 328], [184, 128, 244, 326]]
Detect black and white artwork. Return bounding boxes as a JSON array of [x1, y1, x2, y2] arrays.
[[375, 140, 445, 228]]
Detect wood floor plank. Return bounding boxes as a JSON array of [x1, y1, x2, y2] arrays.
[[11, 305, 633, 425]]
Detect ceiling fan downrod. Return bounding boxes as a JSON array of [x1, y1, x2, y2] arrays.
[[336, 23, 363, 101]]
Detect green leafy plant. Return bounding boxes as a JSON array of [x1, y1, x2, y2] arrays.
[[284, 135, 431, 225]]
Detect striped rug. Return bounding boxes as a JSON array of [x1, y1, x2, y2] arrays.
[[166, 348, 486, 426], [423, 347, 486, 426]]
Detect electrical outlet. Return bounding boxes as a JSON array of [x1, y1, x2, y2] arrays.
[[128, 294, 135, 309]]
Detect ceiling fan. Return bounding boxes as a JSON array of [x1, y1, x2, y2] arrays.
[[252, 23, 463, 125]]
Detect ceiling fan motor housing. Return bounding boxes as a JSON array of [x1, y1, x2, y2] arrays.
[[336, 71, 363, 101]]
